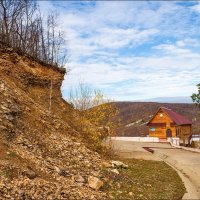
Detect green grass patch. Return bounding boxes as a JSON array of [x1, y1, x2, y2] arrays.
[[102, 159, 185, 200]]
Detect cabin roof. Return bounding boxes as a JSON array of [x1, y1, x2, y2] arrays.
[[147, 107, 192, 126], [161, 107, 192, 125]]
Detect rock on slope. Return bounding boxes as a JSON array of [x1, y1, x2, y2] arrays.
[[0, 46, 107, 199]]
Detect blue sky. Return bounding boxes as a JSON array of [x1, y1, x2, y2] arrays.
[[39, 1, 200, 101]]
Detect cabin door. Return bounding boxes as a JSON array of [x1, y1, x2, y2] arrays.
[[166, 129, 172, 138]]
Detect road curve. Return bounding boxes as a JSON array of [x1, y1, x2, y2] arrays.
[[111, 140, 200, 199]]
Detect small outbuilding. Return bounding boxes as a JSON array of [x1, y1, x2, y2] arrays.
[[147, 107, 192, 144]]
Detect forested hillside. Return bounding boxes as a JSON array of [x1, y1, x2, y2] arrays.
[[113, 102, 200, 136]]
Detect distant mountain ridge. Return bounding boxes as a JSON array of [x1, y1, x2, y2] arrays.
[[143, 96, 193, 104], [112, 102, 199, 137]]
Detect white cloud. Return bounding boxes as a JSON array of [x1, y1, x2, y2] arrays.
[[176, 39, 200, 47], [153, 44, 192, 55], [62, 50, 200, 100], [38, 1, 200, 101], [192, 3, 200, 13], [91, 28, 159, 49]]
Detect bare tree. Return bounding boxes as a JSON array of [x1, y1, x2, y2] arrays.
[[69, 82, 120, 151], [0, 0, 68, 68]]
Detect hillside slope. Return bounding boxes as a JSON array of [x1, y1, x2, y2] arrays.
[[114, 102, 200, 136], [0, 46, 107, 199]]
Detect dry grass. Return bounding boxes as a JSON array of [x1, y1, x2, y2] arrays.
[[102, 159, 185, 200]]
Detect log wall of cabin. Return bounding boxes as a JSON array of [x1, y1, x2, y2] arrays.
[[148, 126, 165, 138], [149, 126, 176, 139], [150, 109, 173, 125], [148, 109, 176, 139]]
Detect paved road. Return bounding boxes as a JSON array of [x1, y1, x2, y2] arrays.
[[111, 140, 200, 199]]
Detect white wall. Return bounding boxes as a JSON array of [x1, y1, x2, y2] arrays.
[[191, 138, 200, 142], [111, 137, 159, 142], [171, 138, 180, 146]]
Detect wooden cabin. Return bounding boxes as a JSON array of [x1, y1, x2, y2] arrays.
[[147, 107, 192, 144]]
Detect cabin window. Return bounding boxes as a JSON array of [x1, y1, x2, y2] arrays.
[[150, 127, 156, 132]]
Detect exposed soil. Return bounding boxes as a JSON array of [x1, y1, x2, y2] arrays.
[[0, 46, 108, 199]]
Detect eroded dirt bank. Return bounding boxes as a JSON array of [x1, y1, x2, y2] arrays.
[[0, 46, 108, 199]]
